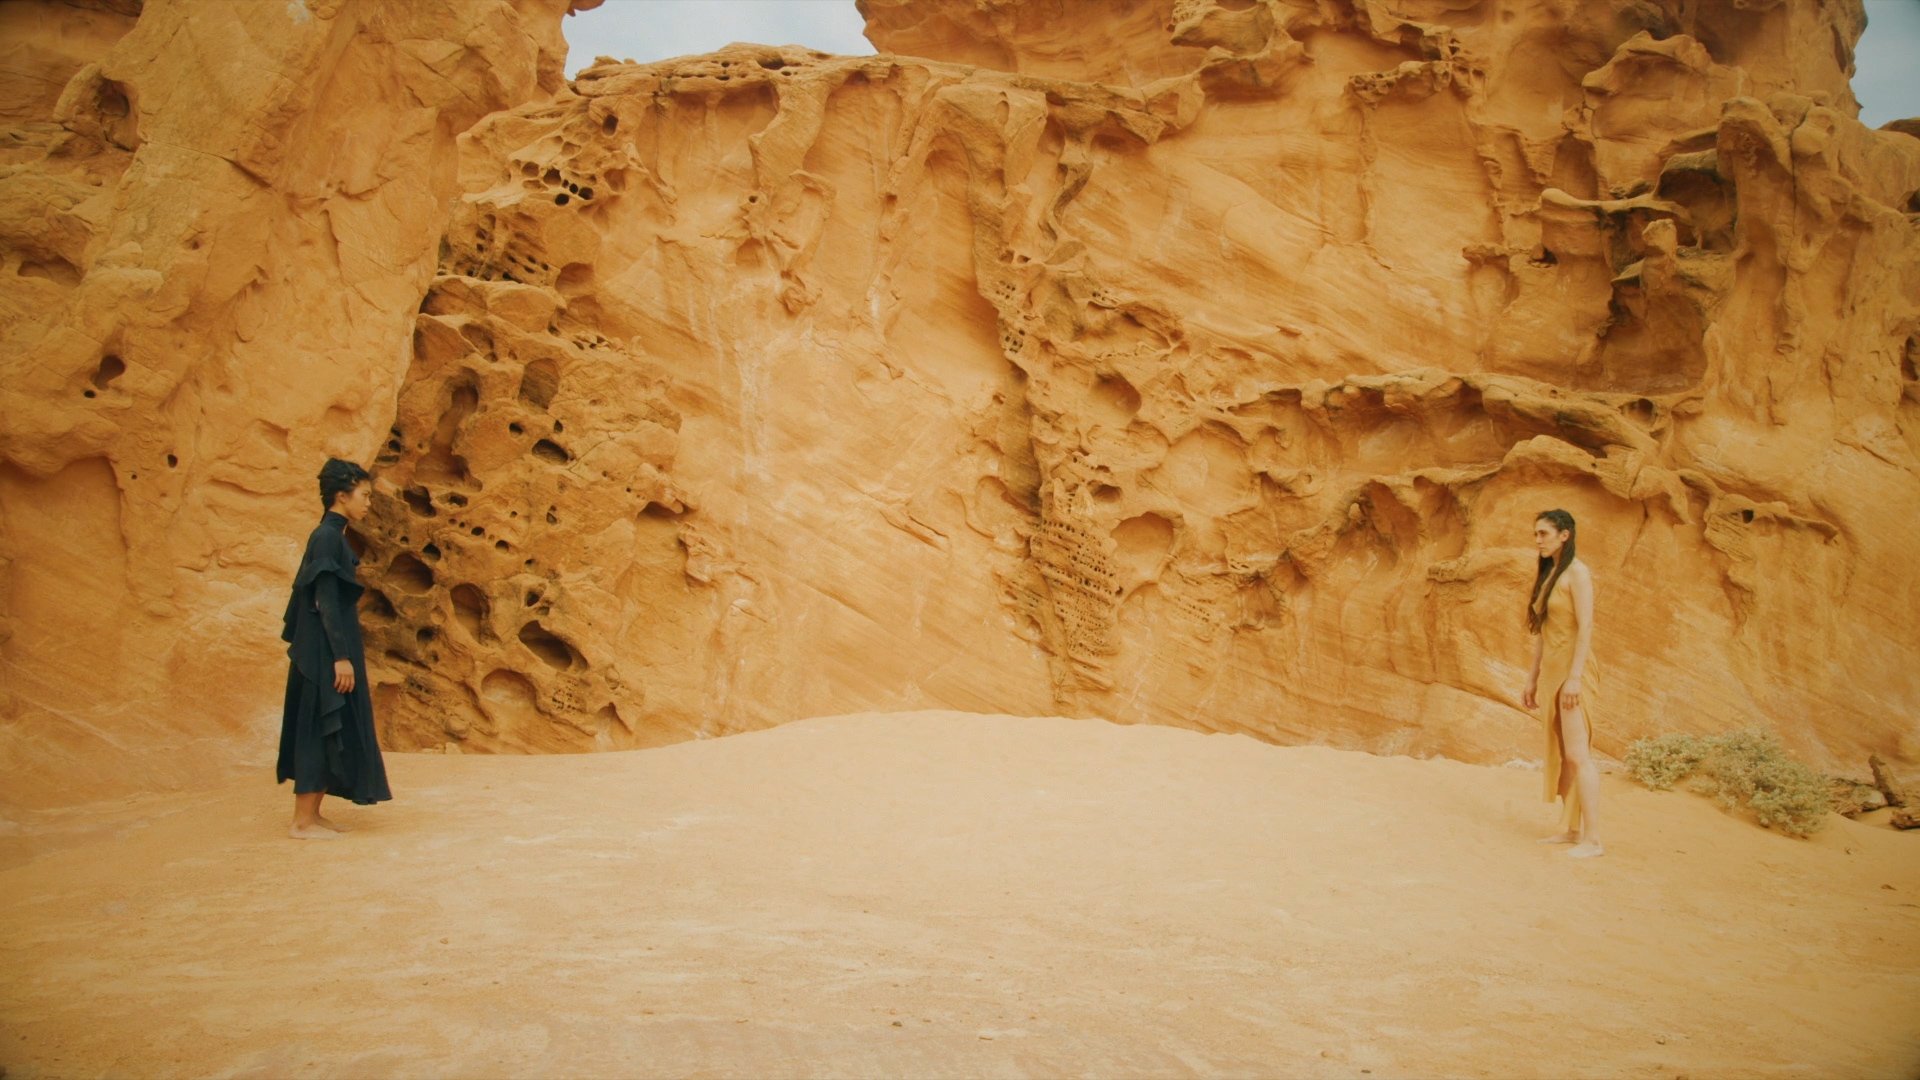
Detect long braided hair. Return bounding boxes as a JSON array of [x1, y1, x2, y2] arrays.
[[1526, 509, 1577, 633]]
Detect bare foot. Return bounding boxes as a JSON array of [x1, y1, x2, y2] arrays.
[[289, 823, 343, 841], [1568, 841, 1604, 858], [1537, 832, 1576, 844], [315, 815, 349, 833]]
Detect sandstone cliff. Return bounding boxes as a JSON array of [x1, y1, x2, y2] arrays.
[[3, 0, 1916, 805], [0, 0, 578, 805]]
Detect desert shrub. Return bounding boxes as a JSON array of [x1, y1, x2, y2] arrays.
[[1623, 733, 1708, 791], [1624, 728, 1829, 838]]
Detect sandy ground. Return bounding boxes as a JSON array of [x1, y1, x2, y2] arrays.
[[1, 711, 1916, 1079]]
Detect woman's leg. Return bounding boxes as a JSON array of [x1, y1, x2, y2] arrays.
[[1559, 702, 1603, 857], [1539, 709, 1578, 843], [290, 791, 340, 840], [312, 792, 347, 832]]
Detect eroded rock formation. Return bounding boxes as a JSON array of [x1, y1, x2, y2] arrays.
[[2, 0, 1917, 805], [0, 0, 579, 805]]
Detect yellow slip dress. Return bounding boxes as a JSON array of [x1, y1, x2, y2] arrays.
[[1537, 568, 1596, 832]]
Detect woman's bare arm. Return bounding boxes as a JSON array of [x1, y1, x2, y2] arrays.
[[1562, 563, 1595, 708], [1524, 630, 1544, 709]]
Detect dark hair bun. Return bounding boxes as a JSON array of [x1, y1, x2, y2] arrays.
[[318, 458, 371, 510]]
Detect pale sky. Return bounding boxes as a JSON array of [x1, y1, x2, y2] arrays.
[[1854, 0, 1920, 126], [563, 0, 1920, 126]]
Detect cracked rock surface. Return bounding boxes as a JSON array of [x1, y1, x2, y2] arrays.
[[1, 0, 1916, 800]]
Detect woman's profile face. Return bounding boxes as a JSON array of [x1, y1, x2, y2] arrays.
[[334, 480, 372, 522], [1533, 518, 1570, 559]]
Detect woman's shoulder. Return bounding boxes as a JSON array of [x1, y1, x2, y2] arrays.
[[299, 515, 355, 566], [1567, 558, 1594, 584], [304, 516, 344, 546]]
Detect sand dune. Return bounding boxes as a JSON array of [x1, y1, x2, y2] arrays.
[[2, 712, 1916, 1078]]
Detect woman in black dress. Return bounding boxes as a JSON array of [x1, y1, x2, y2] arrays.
[[278, 458, 391, 838]]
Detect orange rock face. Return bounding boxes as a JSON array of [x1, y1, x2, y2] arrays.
[[2, 0, 1917, 804], [0, 0, 577, 805]]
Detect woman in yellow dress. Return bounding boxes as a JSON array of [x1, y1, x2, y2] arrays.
[[1522, 509, 1602, 858]]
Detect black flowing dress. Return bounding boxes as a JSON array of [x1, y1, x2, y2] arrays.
[[277, 510, 391, 804]]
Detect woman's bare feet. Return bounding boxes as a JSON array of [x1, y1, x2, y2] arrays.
[[289, 823, 344, 840], [315, 815, 349, 832], [1537, 831, 1577, 844], [1568, 841, 1604, 858]]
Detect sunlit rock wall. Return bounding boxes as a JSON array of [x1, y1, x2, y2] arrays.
[[353, 0, 1920, 770], [0, 0, 578, 806], [2, 0, 1916, 809]]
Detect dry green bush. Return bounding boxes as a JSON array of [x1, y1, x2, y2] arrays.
[[1624, 728, 1830, 838]]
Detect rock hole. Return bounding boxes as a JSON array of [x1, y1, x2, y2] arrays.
[[578, 187, 593, 200], [388, 552, 435, 594], [532, 439, 570, 464], [470, 525, 485, 537], [480, 668, 538, 719], [92, 354, 126, 390], [445, 493, 468, 507], [360, 588, 397, 621], [166, 453, 178, 468], [524, 590, 541, 607], [97, 78, 129, 116], [554, 193, 570, 206], [518, 620, 580, 671], [1529, 247, 1558, 267], [494, 539, 509, 551], [546, 509, 559, 525], [416, 626, 437, 645], [509, 421, 525, 435], [759, 58, 786, 70], [83, 389, 96, 399], [1740, 508, 1755, 523], [1111, 512, 1176, 590], [459, 322, 494, 358], [601, 114, 618, 134], [556, 263, 594, 297], [451, 584, 488, 639], [19, 255, 81, 285], [518, 358, 560, 410], [1091, 483, 1122, 504], [402, 486, 436, 517], [421, 542, 441, 562]]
